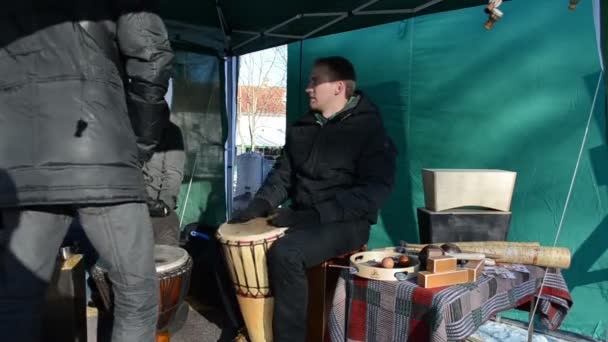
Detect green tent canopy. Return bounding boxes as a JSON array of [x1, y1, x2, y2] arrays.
[[161, 0, 495, 55]]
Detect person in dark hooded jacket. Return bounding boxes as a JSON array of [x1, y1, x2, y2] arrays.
[[0, 1, 173, 341], [230, 56, 397, 342], [144, 120, 186, 246]]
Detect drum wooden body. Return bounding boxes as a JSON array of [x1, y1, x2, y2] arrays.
[[155, 245, 193, 332], [216, 218, 287, 342], [90, 245, 193, 336]]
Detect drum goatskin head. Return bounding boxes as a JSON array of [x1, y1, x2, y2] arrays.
[[218, 217, 287, 242], [155, 245, 189, 273]]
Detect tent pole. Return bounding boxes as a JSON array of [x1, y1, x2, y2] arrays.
[[224, 56, 238, 220]]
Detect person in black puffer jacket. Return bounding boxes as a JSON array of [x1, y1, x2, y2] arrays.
[[0, 1, 173, 341], [230, 56, 397, 342]]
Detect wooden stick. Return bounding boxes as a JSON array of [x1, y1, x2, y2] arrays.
[[402, 245, 501, 259], [405, 241, 541, 249], [445, 252, 486, 261], [449, 241, 540, 247], [384, 243, 570, 268], [454, 246, 571, 269], [374, 246, 502, 259]]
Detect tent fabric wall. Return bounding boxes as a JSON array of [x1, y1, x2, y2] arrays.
[[287, 0, 607, 338], [599, 0, 608, 143], [170, 52, 227, 230]]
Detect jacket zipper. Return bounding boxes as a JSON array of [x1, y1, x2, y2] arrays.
[[309, 124, 325, 177], [309, 109, 353, 177]]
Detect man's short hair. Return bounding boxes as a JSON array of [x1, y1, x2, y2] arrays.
[[314, 56, 357, 97]]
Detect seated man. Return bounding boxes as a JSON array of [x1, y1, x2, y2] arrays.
[[230, 56, 397, 342]]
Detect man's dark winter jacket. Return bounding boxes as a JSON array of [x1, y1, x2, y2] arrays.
[[256, 92, 397, 226], [0, 1, 174, 207]]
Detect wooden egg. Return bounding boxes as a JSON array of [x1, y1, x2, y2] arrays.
[[418, 245, 443, 269], [398, 255, 410, 267], [381, 257, 395, 269], [440, 243, 462, 255]]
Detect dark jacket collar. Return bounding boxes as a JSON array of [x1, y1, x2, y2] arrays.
[[299, 90, 379, 125]]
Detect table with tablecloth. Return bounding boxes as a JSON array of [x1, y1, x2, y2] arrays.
[[327, 266, 572, 342]]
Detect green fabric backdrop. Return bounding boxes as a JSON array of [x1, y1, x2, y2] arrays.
[[287, 0, 607, 338], [171, 52, 227, 230]]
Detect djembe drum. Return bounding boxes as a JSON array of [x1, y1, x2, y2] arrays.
[[90, 245, 193, 342], [216, 217, 287, 342]]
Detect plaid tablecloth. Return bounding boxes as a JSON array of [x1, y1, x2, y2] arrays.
[[328, 266, 572, 342]]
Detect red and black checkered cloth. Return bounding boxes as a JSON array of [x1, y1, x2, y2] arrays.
[[328, 266, 572, 342]]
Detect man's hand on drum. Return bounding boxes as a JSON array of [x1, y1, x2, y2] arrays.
[[267, 207, 320, 228], [228, 198, 273, 223]]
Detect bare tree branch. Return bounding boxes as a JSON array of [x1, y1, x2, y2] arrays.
[[237, 45, 287, 152]]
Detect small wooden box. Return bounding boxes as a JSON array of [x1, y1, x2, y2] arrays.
[[418, 269, 470, 288], [427, 256, 457, 273], [463, 259, 484, 282]]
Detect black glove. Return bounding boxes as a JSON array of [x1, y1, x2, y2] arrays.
[[267, 208, 320, 228], [228, 198, 273, 223], [147, 199, 171, 217], [137, 141, 156, 165]]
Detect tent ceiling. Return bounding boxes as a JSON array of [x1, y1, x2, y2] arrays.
[[161, 0, 495, 55]]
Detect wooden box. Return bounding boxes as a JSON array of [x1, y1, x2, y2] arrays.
[[463, 259, 484, 282], [427, 256, 457, 273], [417, 269, 470, 288]]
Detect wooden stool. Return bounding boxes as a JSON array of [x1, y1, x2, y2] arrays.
[[306, 245, 367, 342]]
